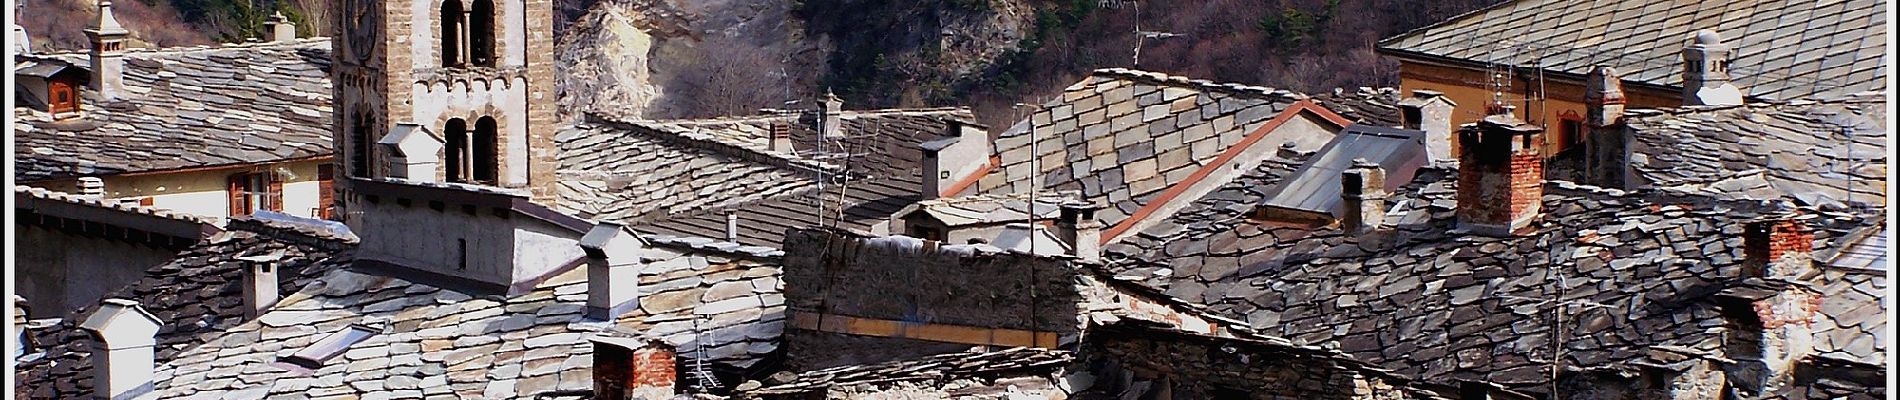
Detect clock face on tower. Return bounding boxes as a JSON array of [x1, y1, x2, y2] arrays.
[[344, 0, 379, 63]]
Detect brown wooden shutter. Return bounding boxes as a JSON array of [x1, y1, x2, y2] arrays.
[[317, 164, 335, 219], [267, 172, 285, 212], [227, 174, 245, 217], [138, 197, 154, 207]]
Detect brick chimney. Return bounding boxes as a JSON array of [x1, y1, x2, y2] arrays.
[[579, 222, 644, 320], [1742, 214, 1814, 280], [819, 90, 845, 139], [237, 248, 286, 320], [79, 299, 162, 400], [1340, 159, 1386, 234], [1456, 113, 1544, 236], [85, 0, 131, 100], [1398, 89, 1458, 163], [1583, 66, 1631, 189], [920, 121, 993, 199], [592, 337, 678, 400], [267, 12, 296, 43], [1682, 30, 1743, 106], [77, 177, 106, 198], [1055, 200, 1103, 262]]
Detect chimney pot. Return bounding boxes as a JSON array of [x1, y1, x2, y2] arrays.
[[1456, 115, 1545, 236], [921, 121, 992, 199], [1397, 90, 1457, 163], [1681, 29, 1744, 106], [78, 298, 161, 400], [820, 91, 844, 139], [1742, 214, 1813, 279], [1340, 159, 1386, 234], [725, 212, 740, 243], [12, 295, 27, 359], [766, 121, 794, 152], [237, 249, 286, 320], [592, 338, 678, 400], [580, 223, 644, 320], [1056, 200, 1103, 262]]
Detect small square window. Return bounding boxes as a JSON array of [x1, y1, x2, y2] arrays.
[[278, 325, 378, 370]]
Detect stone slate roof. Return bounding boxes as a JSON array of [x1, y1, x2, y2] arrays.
[[1806, 258, 1889, 365], [900, 192, 1074, 227], [18, 218, 355, 399], [1623, 94, 1888, 208], [12, 38, 334, 182], [131, 244, 783, 399], [1098, 163, 1884, 394], [1378, 0, 1888, 102], [1312, 86, 1408, 128], [637, 176, 921, 248], [745, 347, 1075, 396], [556, 108, 972, 223], [975, 68, 1322, 230]]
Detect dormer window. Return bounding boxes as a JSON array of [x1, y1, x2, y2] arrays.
[[49, 77, 80, 115], [278, 324, 377, 370]]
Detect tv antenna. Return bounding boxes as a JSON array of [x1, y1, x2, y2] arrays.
[[1116, 0, 1183, 67]]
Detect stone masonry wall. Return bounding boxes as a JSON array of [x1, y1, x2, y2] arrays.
[[1082, 332, 1413, 400]]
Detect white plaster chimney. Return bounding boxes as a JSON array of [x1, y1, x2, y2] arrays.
[[85, 1, 131, 100], [1682, 30, 1744, 106], [12, 295, 27, 359], [725, 212, 740, 243], [766, 121, 794, 152], [377, 123, 445, 182], [78, 299, 162, 400], [579, 222, 646, 320], [267, 12, 296, 43], [921, 121, 993, 199], [819, 91, 844, 139], [1056, 200, 1103, 262], [77, 177, 106, 198], [1339, 159, 1386, 234], [1397, 90, 1457, 163], [237, 249, 287, 320]]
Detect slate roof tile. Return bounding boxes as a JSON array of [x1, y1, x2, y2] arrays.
[[12, 39, 334, 182], [1623, 94, 1888, 208]]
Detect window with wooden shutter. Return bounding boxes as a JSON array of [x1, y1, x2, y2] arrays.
[[227, 174, 246, 217], [317, 164, 335, 219], [267, 172, 285, 212]]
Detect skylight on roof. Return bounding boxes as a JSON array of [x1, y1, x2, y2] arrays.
[[278, 325, 378, 370]]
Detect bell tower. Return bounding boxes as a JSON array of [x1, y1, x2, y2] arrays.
[[332, 0, 560, 211]]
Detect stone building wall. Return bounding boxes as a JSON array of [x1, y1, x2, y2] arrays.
[[1080, 329, 1417, 400]]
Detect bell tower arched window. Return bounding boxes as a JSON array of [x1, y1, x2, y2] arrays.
[[440, 0, 464, 67], [473, 117, 500, 184], [470, 0, 497, 67], [444, 118, 470, 183]]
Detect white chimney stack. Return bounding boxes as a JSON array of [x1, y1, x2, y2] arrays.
[[267, 12, 296, 43], [378, 123, 445, 182], [1339, 159, 1386, 234], [579, 222, 646, 320], [1682, 29, 1744, 106], [1397, 90, 1457, 163], [921, 121, 993, 199], [819, 91, 844, 139], [1056, 200, 1103, 262], [238, 249, 287, 320], [85, 1, 131, 100], [79, 299, 162, 400]]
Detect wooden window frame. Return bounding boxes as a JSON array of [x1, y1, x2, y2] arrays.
[[227, 170, 285, 217]]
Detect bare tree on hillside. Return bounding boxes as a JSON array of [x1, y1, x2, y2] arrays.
[[650, 37, 793, 119]]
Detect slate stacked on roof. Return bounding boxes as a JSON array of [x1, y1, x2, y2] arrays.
[[1622, 94, 1888, 208], [1098, 163, 1885, 394], [18, 218, 355, 398], [975, 68, 1323, 229], [745, 347, 1075, 397], [1379, 0, 1887, 102], [12, 39, 334, 182], [556, 108, 973, 225]]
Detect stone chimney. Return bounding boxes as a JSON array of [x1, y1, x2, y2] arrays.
[[766, 121, 794, 152], [921, 121, 992, 199], [267, 12, 296, 43], [77, 177, 106, 198], [579, 222, 645, 320], [237, 249, 287, 320], [819, 90, 844, 139], [1742, 214, 1814, 280], [1055, 200, 1103, 262], [1456, 114, 1544, 236], [1583, 66, 1631, 189], [1682, 30, 1744, 106], [12, 295, 27, 359], [1397, 89, 1457, 163], [377, 123, 444, 182], [79, 299, 162, 400], [592, 337, 678, 400], [1340, 159, 1386, 234], [85, 0, 132, 100]]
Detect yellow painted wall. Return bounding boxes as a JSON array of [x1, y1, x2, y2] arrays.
[[1396, 61, 1681, 157], [24, 158, 333, 223]]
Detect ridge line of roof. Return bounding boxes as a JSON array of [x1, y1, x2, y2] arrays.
[[577, 113, 841, 175], [1623, 93, 1890, 119], [13, 185, 214, 226], [1089, 68, 1311, 101], [1373, 0, 1520, 49], [19, 37, 332, 59]]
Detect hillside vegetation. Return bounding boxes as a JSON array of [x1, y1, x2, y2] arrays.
[[20, 0, 1497, 128]]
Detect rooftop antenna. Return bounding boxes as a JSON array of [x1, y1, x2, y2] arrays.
[[1119, 0, 1182, 67]]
